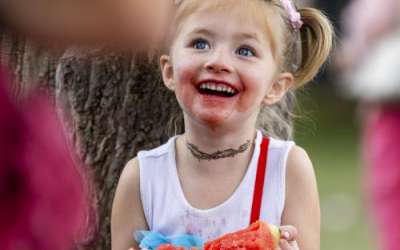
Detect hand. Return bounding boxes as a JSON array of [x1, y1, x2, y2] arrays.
[[277, 225, 299, 250]]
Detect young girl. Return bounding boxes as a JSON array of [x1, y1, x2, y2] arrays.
[[111, 0, 333, 250]]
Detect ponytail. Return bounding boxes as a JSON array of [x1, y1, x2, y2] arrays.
[[294, 8, 334, 87], [257, 4, 334, 139]]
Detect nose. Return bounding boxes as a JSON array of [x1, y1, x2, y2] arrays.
[[204, 49, 234, 74]]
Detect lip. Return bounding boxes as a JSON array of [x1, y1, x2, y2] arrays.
[[196, 79, 241, 93]]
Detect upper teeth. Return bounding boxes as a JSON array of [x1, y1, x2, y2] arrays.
[[199, 82, 236, 94]]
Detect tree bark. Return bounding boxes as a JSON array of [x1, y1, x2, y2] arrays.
[[1, 32, 181, 249], [56, 51, 181, 249], [0, 31, 59, 97]]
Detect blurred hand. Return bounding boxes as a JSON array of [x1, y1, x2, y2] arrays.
[[335, 0, 400, 72], [277, 225, 299, 250], [0, 0, 175, 49]]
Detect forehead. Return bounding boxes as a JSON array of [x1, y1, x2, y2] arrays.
[[174, 0, 284, 53], [180, 10, 263, 38], [176, 0, 275, 20]]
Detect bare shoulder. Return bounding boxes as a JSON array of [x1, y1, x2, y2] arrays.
[[113, 158, 141, 203], [118, 158, 140, 187], [113, 157, 143, 212], [111, 157, 147, 250], [283, 145, 320, 250], [286, 145, 316, 186]]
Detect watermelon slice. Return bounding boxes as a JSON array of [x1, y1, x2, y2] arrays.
[[204, 221, 280, 250], [156, 221, 280, 250]]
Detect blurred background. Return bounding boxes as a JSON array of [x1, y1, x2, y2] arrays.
[[296, 1, 371, 250], [295, 85, 372, 250], [297, 0, 400, 250], [280, 9, 369, 249]]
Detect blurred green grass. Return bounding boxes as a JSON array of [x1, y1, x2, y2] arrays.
[[294, 84, 375, 250]]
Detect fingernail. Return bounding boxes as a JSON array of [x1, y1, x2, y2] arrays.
[[283, 231, 290, 239]]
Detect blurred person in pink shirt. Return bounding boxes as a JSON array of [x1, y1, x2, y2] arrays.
[[0, 67, 92, 250], [336, 1, 400, 250]]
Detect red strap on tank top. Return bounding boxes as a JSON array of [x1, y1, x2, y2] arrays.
[[250, 137, 270, 225]]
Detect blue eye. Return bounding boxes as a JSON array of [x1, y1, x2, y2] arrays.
[[192, 39, 210, 50], [237, 46, 256, 57]]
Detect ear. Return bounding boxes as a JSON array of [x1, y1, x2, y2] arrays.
[[160, 54, 175, 91], [263, 72, 294, 105]]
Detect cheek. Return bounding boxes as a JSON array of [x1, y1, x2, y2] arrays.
[[237, 67, 273, 112], [173, 57, 201, 108], [175, 58, 198, 86]]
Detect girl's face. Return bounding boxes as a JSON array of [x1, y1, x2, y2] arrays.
[[161, 6, 293, 129]]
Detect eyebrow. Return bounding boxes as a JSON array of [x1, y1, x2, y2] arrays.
[[188, 28, 216, 37], [187, 28, 262, 44], [233, 32, 261, 43]]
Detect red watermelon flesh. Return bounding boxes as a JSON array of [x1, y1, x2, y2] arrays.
[[204, 221, 277, 250], [157, 244, 185, 250], [157, 244, 198, 250]]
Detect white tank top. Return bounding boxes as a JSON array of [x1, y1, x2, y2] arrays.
[[138, 130, 294, 241]]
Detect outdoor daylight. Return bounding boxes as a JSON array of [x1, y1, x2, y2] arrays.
[[0, 0, 398, 250]]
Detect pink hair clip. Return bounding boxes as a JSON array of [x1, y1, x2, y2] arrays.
[[280, 0, 303, 30]]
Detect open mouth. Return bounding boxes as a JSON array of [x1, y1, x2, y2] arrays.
[[197, 82, 239, 98]]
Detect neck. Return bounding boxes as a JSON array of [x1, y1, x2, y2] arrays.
[[183, 117, 257, 157], [187, 138, 252, 161], [174, 114, 259, 177]]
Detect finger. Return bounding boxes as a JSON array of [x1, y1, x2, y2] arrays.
[[289, 240, 300, 250], [279, 239, 291, 250], [279, 225, 298, 241]]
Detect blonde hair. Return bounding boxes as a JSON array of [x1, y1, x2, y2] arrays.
[[168, 0, 334, 139]]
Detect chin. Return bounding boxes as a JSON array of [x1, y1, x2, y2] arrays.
[[192, 109, 235, 129]]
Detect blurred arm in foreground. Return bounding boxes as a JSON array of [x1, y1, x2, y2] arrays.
[[0, 0, 175, 49], [0, 67, 93, 250]]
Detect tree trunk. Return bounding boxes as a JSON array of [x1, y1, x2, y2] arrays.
[[56, 51, 181, 249], [1, 32, 181, 249]]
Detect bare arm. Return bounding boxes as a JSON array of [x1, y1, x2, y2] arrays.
[[281, 146, 320, 250], [111, 158, 148, 250], [0, 0, 174, 48]]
